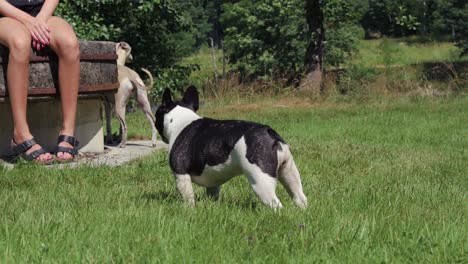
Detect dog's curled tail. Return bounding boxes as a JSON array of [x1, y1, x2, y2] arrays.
[[141, 68, 154, 90]]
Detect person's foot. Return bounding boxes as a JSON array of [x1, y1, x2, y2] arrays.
[[56, 130, 78, 161], [57, 139, 74, 160], [13, 133, 53, 163]]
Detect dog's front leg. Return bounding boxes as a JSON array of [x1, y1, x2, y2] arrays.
[[175, 174, 195, 206]]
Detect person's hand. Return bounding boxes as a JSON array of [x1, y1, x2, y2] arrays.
[[32, 39, 45, 50], [22, 15, 50, 50]]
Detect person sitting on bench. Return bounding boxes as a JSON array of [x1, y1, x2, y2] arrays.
[[0, 0, 80, 163]]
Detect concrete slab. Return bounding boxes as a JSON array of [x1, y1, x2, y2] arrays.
[[1, 140, 168, 170], [0, 98, 105, 156]]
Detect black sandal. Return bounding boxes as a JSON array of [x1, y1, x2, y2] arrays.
[[55, 135, 79, 162], [11, 138, 54, 164]]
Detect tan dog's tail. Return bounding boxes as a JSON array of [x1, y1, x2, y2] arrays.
[[141, 68, 154, 90]]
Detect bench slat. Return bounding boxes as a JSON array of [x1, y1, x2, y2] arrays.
[[0, 41, 118, 97]]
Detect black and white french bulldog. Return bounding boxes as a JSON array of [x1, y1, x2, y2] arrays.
[[155, 86, 307, 209]]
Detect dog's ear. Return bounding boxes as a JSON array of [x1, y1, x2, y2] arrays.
[[127, 53, 133, 63], [116, 41, 130, 50], [162, 88, 173, 106], [182, 85, 199, 112]]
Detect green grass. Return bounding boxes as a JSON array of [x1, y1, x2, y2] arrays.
[[181, 46, 228, 89], [1, 96, 467, 262], [353, 37, 468, 67], [182, 38, 468, 81]]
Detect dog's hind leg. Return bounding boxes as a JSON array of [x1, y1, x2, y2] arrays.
[[244, 169, 282, 209], [175, 174, 195, 206], [239, 161, 282, 209], [234, 137, 282, 209], [136, 88, 158, 147], [114, 82, 133, 148], [103, 99, 114, 145], [114, 95, 128, 148], [206, 186, 221, 201], [277, 144, 307, 208]]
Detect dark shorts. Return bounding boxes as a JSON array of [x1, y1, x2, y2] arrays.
[[0, 3, 43, 18], [18, 3, 43, 17]]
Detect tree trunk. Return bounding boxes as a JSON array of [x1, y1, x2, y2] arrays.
[[211, 0, 223, 47], [301, 0, 325, 93]]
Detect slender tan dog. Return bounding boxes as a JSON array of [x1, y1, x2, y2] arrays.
[[104, 42, 158, 147]]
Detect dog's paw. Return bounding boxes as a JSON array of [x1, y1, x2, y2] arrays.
[[185, 200, 196, 208]]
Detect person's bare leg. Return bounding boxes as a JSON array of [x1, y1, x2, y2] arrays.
[[0, 18, 52, 162], [46, 16, 80, 160]]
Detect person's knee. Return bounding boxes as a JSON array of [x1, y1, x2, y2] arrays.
[[56, 35, 80, 61], [8, 34, 31, 63]]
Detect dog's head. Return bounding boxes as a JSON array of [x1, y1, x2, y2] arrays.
[[155, 86, 199, 143], [116, 41, 133, 65]]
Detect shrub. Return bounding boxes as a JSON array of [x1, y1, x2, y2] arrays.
[[222, 0, 364, 79], [222, 0, 307, 79], [56, 0, 197, 70]]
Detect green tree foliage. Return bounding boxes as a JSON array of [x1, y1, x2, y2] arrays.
[[432, 0, 468, 55], [56, 0, 195, 70], [362, 0, 422, 37], [360, 0, 467, 52], [222, 0, 308, 78], [173, 0, 215, 48], [221, 0, 363, 78], [323, 0, 364, 67], [56, 0, 202, 98], [55, 0, 467, 86]]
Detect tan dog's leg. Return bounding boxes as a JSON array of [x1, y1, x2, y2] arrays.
[[115, 79, 133, 148], [104, 98, 114, 145], [135, 87, 158, 147], [115, 43, 157, 148]]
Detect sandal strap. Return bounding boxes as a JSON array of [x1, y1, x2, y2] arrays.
[[57, 135, 79, 147], [12, 138, 38, 155], [56, 146, 78, 156], [24, 148, 47, 161]]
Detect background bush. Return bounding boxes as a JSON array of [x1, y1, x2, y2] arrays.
[[221, 0, 308, 79], [55, 0, 467, 96]]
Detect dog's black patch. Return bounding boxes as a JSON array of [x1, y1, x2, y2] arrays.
[[155, 89, 177, 143], [169, 118, 286, 177]]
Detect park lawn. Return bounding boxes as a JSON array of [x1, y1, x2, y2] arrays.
[[181, 46, 228, 89], [182, 38, 468, 85], [1, 96, 467, 263], [353, 38, 468, 67]]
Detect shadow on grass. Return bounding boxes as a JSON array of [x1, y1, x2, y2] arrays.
[[140, 191, 260, 210], [229, 199, 259, 210], [393, 35, 451, 44], [421, 61, 468, 81], [140, 191, 179, 203]]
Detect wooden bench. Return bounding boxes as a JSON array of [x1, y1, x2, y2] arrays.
[[0, 41, 119, 156]]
